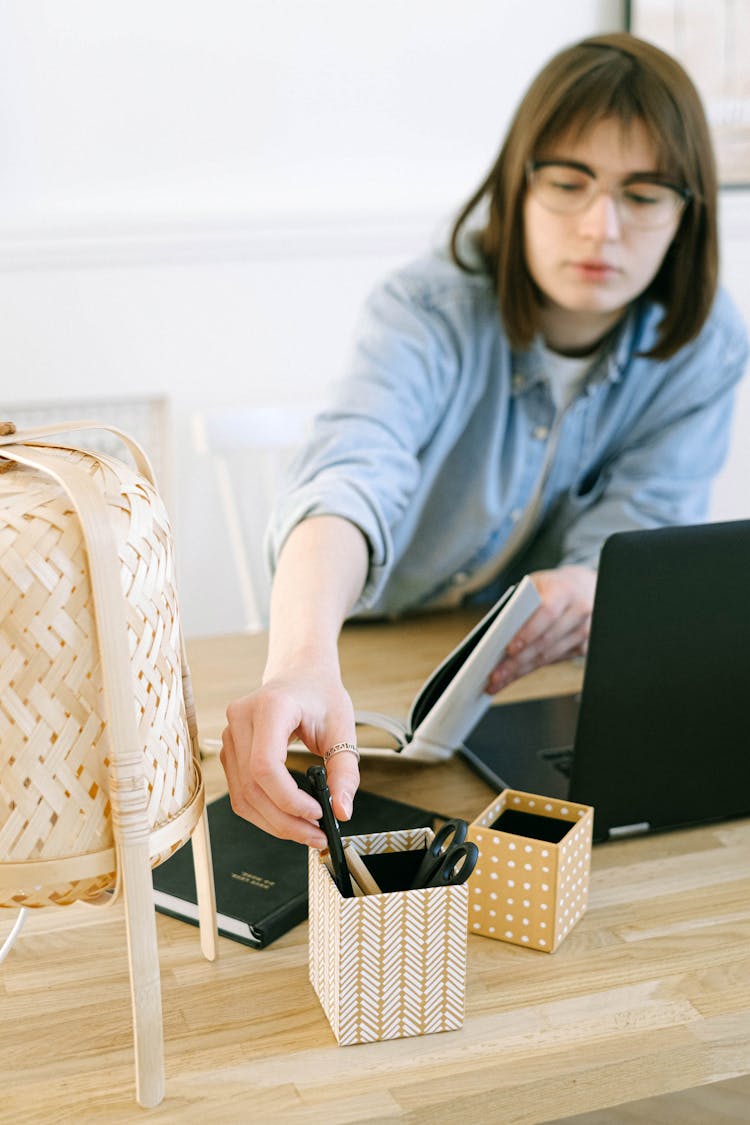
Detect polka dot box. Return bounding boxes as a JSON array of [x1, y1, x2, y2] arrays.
[[466, 789, 594, 953]]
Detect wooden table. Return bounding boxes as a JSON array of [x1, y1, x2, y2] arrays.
[[4, 613, 749, 1123]]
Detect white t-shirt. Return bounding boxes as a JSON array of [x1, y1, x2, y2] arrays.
[[543, 346, 594, 413]]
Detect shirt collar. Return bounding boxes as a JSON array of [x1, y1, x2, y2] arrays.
[[510, 306, 643, 396]]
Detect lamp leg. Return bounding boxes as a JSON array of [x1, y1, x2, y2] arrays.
[[191, 807, 218, 961], [120, 842, 165, 1108]]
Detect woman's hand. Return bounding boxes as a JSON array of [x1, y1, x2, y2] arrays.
[[220, 661, 360, 848], [486, 564, 596, 693], [220, 514, 369, 846]]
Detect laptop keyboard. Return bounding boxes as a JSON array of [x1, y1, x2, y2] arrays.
[[540, 747, 574, 778]]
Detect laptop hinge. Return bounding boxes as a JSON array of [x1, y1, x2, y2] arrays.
[[608, 821, 651, 839]]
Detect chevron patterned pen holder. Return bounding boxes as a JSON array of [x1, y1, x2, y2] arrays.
[[308, 828, 468, 1046]]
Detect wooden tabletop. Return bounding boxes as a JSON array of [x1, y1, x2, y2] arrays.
[[5, 613, 750, 1123]]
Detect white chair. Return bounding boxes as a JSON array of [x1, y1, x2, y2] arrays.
[[191, 403, 319, 632]]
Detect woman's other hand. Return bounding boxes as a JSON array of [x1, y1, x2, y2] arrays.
[[486, 564, 596, 693]]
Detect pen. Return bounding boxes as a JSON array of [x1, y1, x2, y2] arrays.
[[306, 765, 354, 899], [323, 849, 365, 896]]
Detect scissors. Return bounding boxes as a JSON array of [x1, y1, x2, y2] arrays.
[[410, 818, 478, 889]]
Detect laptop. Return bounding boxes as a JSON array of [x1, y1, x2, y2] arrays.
[[459, 520, 750, 843]]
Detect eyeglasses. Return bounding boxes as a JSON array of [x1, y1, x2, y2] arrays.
[[526, 160, 692, 230]]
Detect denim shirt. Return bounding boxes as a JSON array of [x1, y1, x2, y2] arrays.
[[267, 249, 748, 616]]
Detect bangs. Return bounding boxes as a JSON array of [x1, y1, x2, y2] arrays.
[[535, 61, 695, 187]]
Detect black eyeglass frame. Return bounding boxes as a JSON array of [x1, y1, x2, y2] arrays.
[[525, 159, 695, 208]]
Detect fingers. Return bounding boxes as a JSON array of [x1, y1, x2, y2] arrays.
[[323, 743, 360, 823], [222, 694, 328, 848], [222, 733, 327, 848], [229, 691, 324, 821], [486, 566, 595, 693], [220, 675, 362, 847], [487, 622, 589, 694], [510, 620, 589, 677]]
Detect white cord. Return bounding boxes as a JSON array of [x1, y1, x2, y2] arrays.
[[199, 737, 223, 757], [0, 908, 28, 964]]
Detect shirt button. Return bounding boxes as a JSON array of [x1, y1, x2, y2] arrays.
[[510, 508, 523, 522], [512, 375, 525, 392], [532, 425, 549, 441], [453, 571, 469, 586]]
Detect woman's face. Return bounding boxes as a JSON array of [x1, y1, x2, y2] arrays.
[[523, 116, 682, 353]]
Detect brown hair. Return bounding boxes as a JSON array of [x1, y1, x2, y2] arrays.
[[450, 32, 718, 359]]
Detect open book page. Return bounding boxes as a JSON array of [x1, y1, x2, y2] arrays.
[[354, 708, 412, 746], [355, 576, 540, 762]]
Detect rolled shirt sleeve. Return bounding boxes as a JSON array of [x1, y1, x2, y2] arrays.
[[265, 262, 480, 611]]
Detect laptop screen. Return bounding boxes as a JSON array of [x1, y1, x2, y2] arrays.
[[461, 520, 750, 842]]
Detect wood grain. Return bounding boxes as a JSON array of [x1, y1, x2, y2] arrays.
[[2, 613, 749, 1123]]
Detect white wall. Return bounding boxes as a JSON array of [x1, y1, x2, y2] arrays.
[[1, 1, 748, 636], [712, 192, 750, 520]]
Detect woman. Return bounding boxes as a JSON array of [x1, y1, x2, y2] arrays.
[[221, 32, 748, 846]]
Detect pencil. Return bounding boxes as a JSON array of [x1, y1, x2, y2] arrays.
[[344, 842, 383, 895]]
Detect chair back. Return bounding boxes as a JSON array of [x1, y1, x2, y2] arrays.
[[192, 402, 318, 630]]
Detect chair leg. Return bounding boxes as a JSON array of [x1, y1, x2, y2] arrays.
[[191, 806, 218, 961], [120, 841, 165, 1108]]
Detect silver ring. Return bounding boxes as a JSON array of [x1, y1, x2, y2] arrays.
[[323, 741, 360, 764]]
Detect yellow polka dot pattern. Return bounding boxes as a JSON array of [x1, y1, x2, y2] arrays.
[[466, 789, 594, 953]]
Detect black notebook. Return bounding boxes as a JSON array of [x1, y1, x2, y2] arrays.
[[152, 770, 439, 949]]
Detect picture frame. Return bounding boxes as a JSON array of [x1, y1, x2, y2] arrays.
[[626, 0, 750, 187]]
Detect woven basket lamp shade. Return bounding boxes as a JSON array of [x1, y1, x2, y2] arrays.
[[0, 422, 217, 1108]]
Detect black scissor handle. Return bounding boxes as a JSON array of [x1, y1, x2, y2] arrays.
[[410, 818, 469, 889], [432, 818, 468, 851], [423, 841, 479, 888]]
